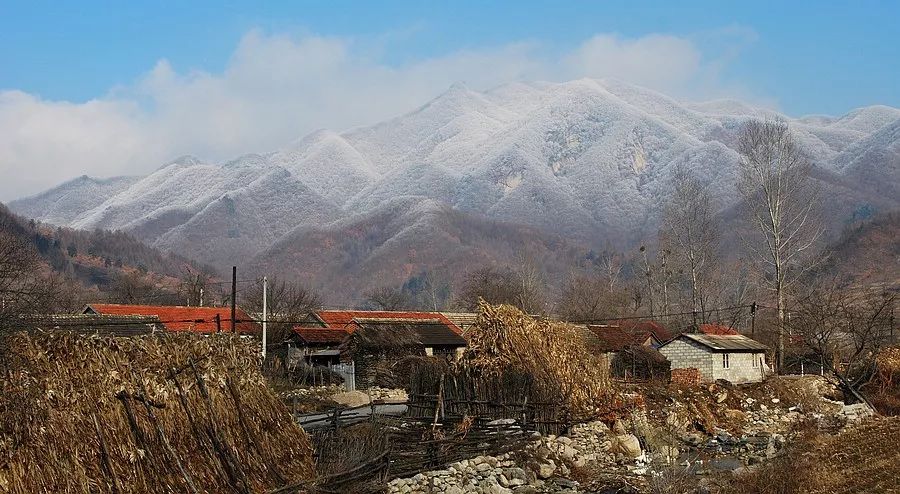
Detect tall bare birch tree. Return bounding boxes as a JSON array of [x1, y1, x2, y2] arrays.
[[664, 164, 719, 326], [738, 119, 824, 370]]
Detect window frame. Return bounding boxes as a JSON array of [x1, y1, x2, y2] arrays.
[[722, 353, 730, 369]]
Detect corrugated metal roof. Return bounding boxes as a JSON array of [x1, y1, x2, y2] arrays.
[[85, 304, 260, 334], [313, 310, 464, 335], [676, 333, 768, 352], [440, 312, 478, 327]]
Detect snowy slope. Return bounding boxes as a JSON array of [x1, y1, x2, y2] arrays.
[[10, 78, 900, 271], [9, 175, 139, 226]]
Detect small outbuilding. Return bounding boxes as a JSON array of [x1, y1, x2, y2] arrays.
[[658, 333, 770, 384]]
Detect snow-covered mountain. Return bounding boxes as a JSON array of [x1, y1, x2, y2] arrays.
[[10, 78, 900, 289]]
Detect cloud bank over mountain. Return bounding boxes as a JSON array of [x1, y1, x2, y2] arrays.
[[1, 29, 761, 200]]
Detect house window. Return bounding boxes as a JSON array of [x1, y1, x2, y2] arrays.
[[752, 355, 760, 368], [722, 353, 730, 369]]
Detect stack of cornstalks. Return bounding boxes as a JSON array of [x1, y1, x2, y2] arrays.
[[0, 330, 314, 493], [461, 301, 621, 421]]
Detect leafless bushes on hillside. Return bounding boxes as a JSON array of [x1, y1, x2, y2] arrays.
[[787, 285, 895, 406]]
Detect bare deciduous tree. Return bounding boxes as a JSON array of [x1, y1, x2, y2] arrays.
[[639, 245, 656, 317], [788, 287, 895, 407], [457, 265, 544, 314], [0, 232, 42, 330], [179, 268, 216, 306], [663, 164, 719, 327], [242, 276, 322, 343], [108, 271, 167, 304], [738, 119, 824, 370], [365, 286, 412, 311], [556, 268, 630, 322]]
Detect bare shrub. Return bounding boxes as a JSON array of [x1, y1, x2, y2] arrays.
[[648, 462, 699, 494]]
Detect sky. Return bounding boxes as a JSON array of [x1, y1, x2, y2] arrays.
[[1, 0, 899, 200]]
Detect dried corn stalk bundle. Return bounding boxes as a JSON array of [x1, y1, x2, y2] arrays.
[[461, 301, 619, 421], [0, 330, 314, 493]]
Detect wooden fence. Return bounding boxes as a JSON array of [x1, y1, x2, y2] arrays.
[[406, 366, 573, 435], [305, 414, 534, 493]]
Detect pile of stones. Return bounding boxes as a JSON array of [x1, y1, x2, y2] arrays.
[[368, 387, 409, 402], [386, 421, 645, 494]]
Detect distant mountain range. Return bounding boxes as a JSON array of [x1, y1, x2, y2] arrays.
[[10, 79, 900, 303]]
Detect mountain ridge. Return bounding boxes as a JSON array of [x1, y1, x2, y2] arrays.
[[10, 78, 900, 301]]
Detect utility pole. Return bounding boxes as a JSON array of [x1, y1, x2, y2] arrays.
[[262, 276, 268, 359], [750, 302, 757, 336], [199, 287, 204, 307], [230, 266, 237, 333]]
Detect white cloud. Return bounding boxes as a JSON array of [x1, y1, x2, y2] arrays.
[[0, 29, 758, 200], [563, 34, 702, 89]]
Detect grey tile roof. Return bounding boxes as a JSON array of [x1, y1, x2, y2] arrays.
[[353, 319, 467, 347], [19, 314, 161, 337], [674, 333, 769, 352]]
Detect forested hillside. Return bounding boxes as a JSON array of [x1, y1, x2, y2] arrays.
[[0, 203, 218, 310]]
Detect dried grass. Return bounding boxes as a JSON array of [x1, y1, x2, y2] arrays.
[[0, 330, 315, 493], [461, 301, 620, 421]]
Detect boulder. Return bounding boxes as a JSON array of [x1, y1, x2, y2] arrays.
[[330, 391, 370, 407], [610, 434, 643, 459], [537, 460, 557, 479]]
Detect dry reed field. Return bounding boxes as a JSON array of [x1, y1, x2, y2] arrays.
[[0, 331, 315, 493]]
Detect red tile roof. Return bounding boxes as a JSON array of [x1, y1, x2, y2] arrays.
[[84, 304, 260, 334], [310, 310, 464, 335], [611, 319, 672, 342], [698, 323, 740, 336], [293, 327, 349, 344], [587, 325, 655, 352]]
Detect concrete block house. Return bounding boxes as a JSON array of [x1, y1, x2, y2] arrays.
[[658, 333, 770, 384]]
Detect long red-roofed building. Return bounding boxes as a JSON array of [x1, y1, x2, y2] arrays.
[[304, 310, 464, 334], [82, 304, 260, 334]]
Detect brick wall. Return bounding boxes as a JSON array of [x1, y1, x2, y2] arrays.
[[671, 368, 702, 386]]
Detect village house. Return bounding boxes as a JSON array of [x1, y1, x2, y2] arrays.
[[287, 326, 348, 366], [288, 310, 468, 389], [658, 332, 770, 384], [585, 321, 672, 380], [82, 304, 261, 335]]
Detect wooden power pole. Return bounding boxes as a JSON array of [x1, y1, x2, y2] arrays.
[[230, 266, 237, 333]]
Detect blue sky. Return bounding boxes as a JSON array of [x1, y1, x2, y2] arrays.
[[3, 1, 899, 114], [1, 1, 899, 199]]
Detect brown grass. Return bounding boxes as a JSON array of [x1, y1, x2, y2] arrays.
[[0, 330, 315, 493], [717, 417, 900, 494]]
